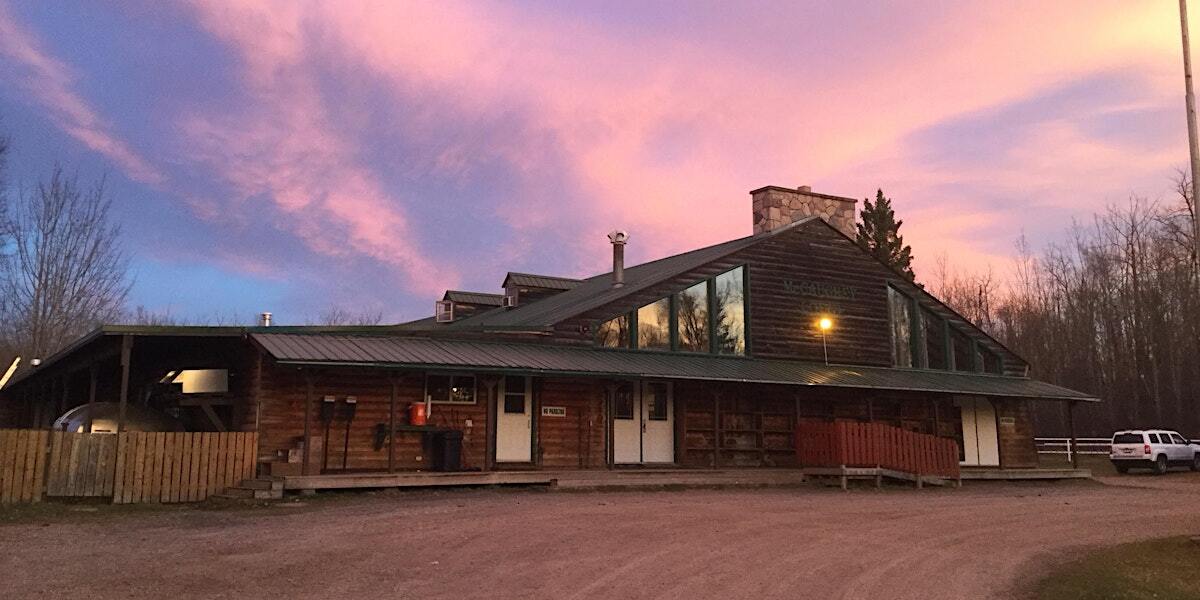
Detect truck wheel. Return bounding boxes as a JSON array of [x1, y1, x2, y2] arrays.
[[1192, 454, 1200, 472], [1154, 454, 1168, 475]]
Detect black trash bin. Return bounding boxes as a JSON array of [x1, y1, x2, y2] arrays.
[[432, 430, 463, 472]]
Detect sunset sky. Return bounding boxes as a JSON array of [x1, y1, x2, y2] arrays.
[[0, 1, 1189, 324]]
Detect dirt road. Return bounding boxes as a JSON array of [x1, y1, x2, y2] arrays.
[[1, 480, 1197, 599]]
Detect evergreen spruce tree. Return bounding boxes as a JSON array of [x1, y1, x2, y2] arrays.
[[856, 189, 916, 281]]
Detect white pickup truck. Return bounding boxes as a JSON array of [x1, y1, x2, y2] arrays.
[[1110, 430, 1200, 474]]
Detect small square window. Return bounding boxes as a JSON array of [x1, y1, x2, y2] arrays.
[[647, 383, 669, 421], [613, 385, 634, 419]]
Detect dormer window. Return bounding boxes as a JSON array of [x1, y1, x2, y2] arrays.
[[435, 300, 454, 323]]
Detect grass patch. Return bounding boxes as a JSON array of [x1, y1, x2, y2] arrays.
[[1028, 536, 1200, 600]]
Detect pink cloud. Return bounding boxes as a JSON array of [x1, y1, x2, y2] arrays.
[[0, 3, 165, 185], [191, 0, 1182, 284], [180, 1, 453, 297]]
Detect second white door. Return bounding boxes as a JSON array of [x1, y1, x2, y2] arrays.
[[612, 381, 674, 464], [958, 396, 999, 467], [496, 376, 532, 463]]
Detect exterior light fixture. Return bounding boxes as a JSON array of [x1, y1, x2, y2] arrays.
[[816, 316, 834, 365]]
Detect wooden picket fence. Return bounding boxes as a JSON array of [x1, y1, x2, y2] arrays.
[[796, 421, 960, 479], [0, 429, 256, 505]]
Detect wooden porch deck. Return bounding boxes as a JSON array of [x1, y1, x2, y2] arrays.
[[959, 467, 1092, 480], [278, 468, 809, 493]]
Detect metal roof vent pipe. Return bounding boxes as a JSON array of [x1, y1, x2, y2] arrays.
[[259, 312, 272, 327], [607, 230, 628, 288]]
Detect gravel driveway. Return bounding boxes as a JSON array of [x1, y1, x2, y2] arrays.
[[1, 479, 1197, 599]]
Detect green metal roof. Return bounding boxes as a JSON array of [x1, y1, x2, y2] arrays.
[[252, 333, 1097, 401], [443, 218, 821, 332], [501, 272, 583, 290], [442, 290, 505, 306]]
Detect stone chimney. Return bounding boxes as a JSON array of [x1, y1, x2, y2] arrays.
[[749, 185, 857, 238]]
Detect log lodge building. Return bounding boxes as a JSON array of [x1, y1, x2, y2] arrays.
[[0, 185, 1095, 477]]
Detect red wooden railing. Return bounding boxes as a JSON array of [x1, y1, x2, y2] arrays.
[[796, 421, 960, 480]]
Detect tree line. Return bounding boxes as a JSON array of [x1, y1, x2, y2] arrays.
[[866, 184, 1200, 437]]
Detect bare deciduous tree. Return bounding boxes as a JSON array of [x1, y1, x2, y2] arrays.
[[0, 166, 130, 359], [308, 305, 385, 326], [935, 182, 1200, 437]]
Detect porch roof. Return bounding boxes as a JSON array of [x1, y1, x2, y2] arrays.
[[251, 333, 1097, 402]]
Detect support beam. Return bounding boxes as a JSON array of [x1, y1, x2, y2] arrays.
[[484, 377, 498, 471], [388, 375, 397, 473], [86, 364, 97, 434], [1066, 400, 1079, 469], [116, 335, 132, 434], [303, 370, 313, 476]]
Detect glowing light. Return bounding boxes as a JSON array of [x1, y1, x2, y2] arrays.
[[818, 317, 833, 331]]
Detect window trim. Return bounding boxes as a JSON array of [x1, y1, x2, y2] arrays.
[[499, 375, 531, 414], [424, 373, 478, 405]]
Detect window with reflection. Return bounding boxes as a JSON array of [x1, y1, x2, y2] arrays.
[[951, 328, 974, 372], [637, 297, 671, 351], [888, 286, 913, 368], [922, 307, 947, 370], [675, 281, 709, 352], [646, 382, 670, 420], [980, 347, 1003, 374], [714, 267, 745, 355], [425, 374, 476, 404], [596, 315, 630, 348], [502, 375, 527, 413], [613, 384, 635, 419]]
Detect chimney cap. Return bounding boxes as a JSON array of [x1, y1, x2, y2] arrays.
[[797, 185, 811, 193], [607, 230, 629, 245]]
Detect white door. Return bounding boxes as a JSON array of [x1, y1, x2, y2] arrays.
[[496, 376, 532, 462], [612, 382, 675, 464], [641, 381, 675, 463], [958, 397, 999, 467], [612, 383, 641, 464]]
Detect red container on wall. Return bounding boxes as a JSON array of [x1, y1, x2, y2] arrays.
[[409, 402, 427, 426]]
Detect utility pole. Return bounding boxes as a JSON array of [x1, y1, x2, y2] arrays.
[[1180, 0, 1200, 280]]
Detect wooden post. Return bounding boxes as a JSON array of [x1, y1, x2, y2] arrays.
[[712, 388, 721, 468], [116, 335, 133, 434], [388, 375, 397, 473], [112, 335, 133, 503], [86, 364, 98, 434], [483, 377, 498, 471], [302, 370, 313, 476], [1067, 401, 1079, 469]]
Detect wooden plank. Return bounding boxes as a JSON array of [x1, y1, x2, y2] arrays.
[[119, 433, 134, 503], [16, 430, 33, 502], [6, 430, 23, 503], [30, 430, 48, 504], [111, 433, 127, 502], [159, 433, 174, 503], [195, 433, 210, 501], [177, 433, 191, 503], [46, 432, 64, 496], [204, 432, 218, 496], [0, 431, 15, 504], [169, 433, 184, 503], [189, 433, 203, 501], [149, 432, 164, 503], [217, 432, 230, 491], [102, 434, 118, 498], [20, 430, 39, 503], [242, 433, 255, 481], [132, 433, 148, 503], [225, 433, 240, 490]]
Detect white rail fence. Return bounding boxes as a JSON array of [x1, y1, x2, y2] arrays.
[[1036, 437, 1200, 462]]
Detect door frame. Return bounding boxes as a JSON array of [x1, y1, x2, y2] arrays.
[[494, 375, 535, 464], [957, 396, 1000, 467], [608, 379, 676, 466]]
